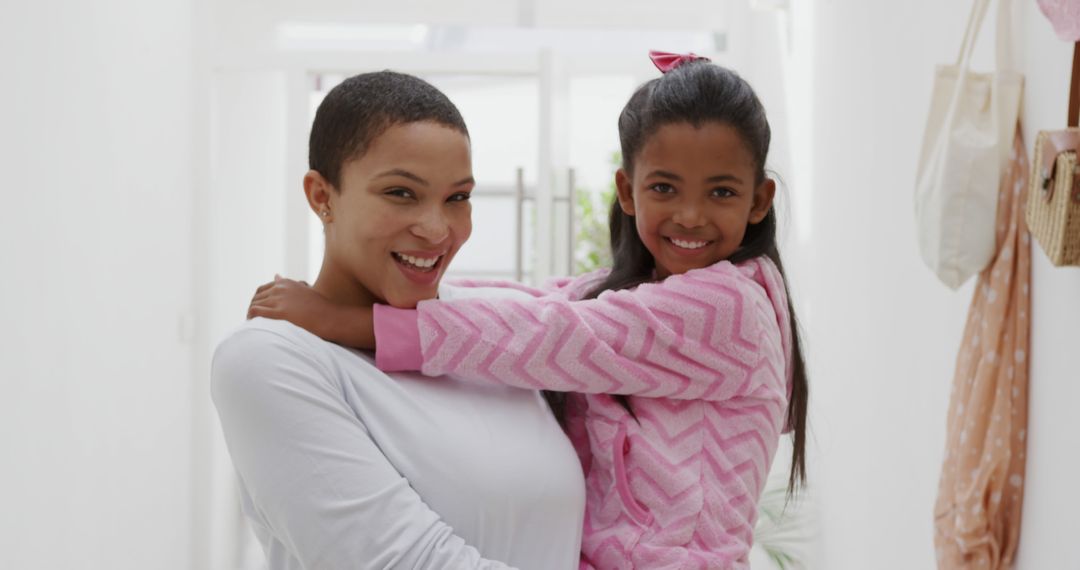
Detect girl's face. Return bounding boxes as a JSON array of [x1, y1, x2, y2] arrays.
[[306, 121, 474, 308], [615, 121, 775, 278]]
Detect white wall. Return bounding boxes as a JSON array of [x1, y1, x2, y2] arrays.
[[199, 69, 293, 570], [796, 1, 996, 568], [0, 1, 196, 569], [799, 1, 1077, 569], [1015, 3, 1080, 568]]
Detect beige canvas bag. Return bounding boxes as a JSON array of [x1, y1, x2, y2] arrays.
[[915, 0, 1024, 289]]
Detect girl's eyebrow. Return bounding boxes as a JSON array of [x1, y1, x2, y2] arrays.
[[705, 174, 744, 184], [645, 169, 683, 181], [645, 170, 744, 185], [374, 169, 474, 188]]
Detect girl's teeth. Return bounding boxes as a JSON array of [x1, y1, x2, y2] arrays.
[[671, 238, 708, 249]]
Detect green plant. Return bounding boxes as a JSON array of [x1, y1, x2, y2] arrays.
[[573, 152, 619, 275], [752, 469, 812, 569]]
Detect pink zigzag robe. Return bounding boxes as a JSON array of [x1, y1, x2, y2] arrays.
[[374, 257, 794, 569]]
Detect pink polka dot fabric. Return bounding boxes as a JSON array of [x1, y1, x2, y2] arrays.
[[1037, 0, 1080, 42], [934, 127, 1031, 570]]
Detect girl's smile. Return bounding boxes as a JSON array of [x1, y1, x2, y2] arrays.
[[662, 236, 718, 261]]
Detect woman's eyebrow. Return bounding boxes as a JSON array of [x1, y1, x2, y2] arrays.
[[374, 168, 428, 186], [374, 169, 475, 188]]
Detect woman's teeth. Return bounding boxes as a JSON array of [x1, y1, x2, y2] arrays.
[[394, 252, 440, 270], [670, 238, 709, 250]]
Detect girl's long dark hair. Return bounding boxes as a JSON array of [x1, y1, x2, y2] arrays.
[[547, 60, 809, 493]]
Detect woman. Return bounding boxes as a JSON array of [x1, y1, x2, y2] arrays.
[[211, 71, 585, 569]]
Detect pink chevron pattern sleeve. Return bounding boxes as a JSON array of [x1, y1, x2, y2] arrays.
[[373, 304, 423, 371], [412, 258, 790, 401], [443, 278, 553, 298], [374, 272, 610, 372], [445, 269, 608, 300]]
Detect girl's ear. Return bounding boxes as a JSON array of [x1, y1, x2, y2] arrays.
[[749, 178, 776, 225], [304, 170, 335, 222], [615, 169, 636, 216]]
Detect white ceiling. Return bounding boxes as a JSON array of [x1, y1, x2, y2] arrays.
[[209, 0, 747, 65], [224, 0, 731, 31]]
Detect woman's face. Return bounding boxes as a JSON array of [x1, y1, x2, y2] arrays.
[[312, 121, 474, 308]]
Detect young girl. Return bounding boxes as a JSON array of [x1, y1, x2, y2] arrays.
[[251, 52, 808, 569]]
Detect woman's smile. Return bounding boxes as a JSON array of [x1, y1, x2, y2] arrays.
[[391, 249, 447, 285]]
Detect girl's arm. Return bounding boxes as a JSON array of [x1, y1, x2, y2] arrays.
[[378, 259, 790, 402], [246, 271, 608, 351], [248, 277, 375, 349], [212, 327, 516, 570], [444, 269, 607, 300]]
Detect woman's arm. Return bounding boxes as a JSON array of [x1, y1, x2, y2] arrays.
[[378, 259, 790, 402], [211, 327, 516, 570]]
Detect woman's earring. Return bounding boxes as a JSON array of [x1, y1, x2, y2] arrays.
[[321, 210, 330, 218]]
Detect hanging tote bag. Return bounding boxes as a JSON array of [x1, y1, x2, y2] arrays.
[[1026, 42, 1080, 266], [915, 0, 1024, 289]]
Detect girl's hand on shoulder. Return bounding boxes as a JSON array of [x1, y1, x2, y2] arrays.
[[248, 275, 376, 349], [248, 275, 337, 338]]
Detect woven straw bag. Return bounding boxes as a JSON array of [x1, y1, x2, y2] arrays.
[[1027, 42, 1080, 266]]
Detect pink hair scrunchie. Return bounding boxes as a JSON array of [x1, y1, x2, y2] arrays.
[[1037, 0, 1080, 42], [649, 50, 711, 73]]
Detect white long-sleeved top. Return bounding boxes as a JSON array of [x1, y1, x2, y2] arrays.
[[211, 285, 586, 570]]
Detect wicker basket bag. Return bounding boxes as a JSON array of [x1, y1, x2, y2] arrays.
[[1027, 42, 1080, 265]]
